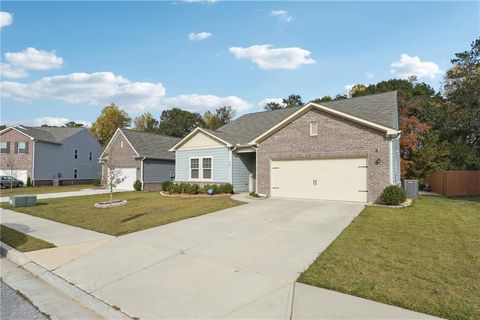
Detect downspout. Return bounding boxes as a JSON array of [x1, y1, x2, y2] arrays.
[[31, 139, 36, 186], [140, 157, 145, 191], [251, 145, 258, 194], [229, 146, 237, 184]]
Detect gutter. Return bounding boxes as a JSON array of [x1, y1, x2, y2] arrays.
[[140, 157, 146, 191], [31, 139, 36, 186]]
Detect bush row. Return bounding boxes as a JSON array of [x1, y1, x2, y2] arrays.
[[162, 181, 234, 195]]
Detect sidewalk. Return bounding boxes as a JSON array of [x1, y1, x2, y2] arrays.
[[0, 188, 126, 203], [1, 257, 101, 320]]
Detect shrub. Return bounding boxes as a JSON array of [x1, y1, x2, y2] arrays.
[[186, 183, 200, 194], [92, 179, 101, 186], [162, 181, 173, 192], [219, 183, 234, 194], [249, 192, 260, 198], [380, 185, 406, 205], [133, 180, 142, 191], [26, 176, 32, 187]]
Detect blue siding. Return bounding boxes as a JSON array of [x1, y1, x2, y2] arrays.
[[392, 138, 401, 184], [143, 159, 175, 183], [232, 153, 254, 192], [175, 147, 230, 183]]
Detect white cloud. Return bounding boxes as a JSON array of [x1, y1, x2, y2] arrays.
[[0, 63, 28, 79], [165, 94, 250, 113], [390, 54, 442, 79], [1, 71, 251, 113], [27, 117, 91, 127], [1, 72, 167, 111], [344, 84, 355, 97], [257, 98, 284, 107], [366, 72, 375, 79], [229, 44, 315, 70], [188, 32, 212, 41], [270, 10, 293, 22], [0, 12, 13, 28], [5, 47, 63, 71]]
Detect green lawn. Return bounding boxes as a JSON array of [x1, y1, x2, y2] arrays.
[[0, 184, 95, 197], [1, 192, 244, 236], [1, 225, 55, 252], [298, 196, 480, 320]]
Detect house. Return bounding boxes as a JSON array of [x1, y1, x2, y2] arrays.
[[0, 125, 103, 186], [170, 91, 401, 203], [100, 128, 180, 191]]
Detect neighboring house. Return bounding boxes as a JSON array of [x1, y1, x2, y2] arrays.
[[0, 125, 103, 186], [100, 128, 180, 191], [170, 91, 401, 203]]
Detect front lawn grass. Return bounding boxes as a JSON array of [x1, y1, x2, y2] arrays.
[[0, 192, 244, 236], [1, 225, 55, 252], [0, 184, 94, 197], [298, 196, 480, 320]]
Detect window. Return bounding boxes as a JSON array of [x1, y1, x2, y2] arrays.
[[74, 149, 78, 159], [17, 142, 28, 154], [0, 141, 8, 153], [202, 158, 212, 179], [120, 140, 124, 148], [73, 169, 78, 179], [190, 157, 212, 180], [89, 152, 92, 161], [190, 158, 199, 179], [310, 121, 318, 136]]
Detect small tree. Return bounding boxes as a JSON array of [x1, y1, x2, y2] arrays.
[[102, 158, 126, 204], [4, 158, 18, 191]]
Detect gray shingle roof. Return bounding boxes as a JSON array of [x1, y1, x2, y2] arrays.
[[209, 91, 398, 145], [15, 126, 85, 144], [120, 129, 180, 160]]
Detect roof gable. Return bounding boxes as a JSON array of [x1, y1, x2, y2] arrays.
[[119, 129, 180, 160]]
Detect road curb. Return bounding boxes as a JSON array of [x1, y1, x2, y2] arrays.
[[1, 241, 132, 320]]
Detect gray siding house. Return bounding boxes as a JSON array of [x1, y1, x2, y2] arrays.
[[0, 125, 103, 185], [170, 92, 401, 203], [100, 128, 180, 191]]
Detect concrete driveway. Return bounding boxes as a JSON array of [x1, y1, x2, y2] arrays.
[[50, 198, 364, 319], [42, 197, 434, 319]]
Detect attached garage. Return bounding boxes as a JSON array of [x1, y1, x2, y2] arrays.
[[113, 168, 137, 190], [270, 158, 368, 202]]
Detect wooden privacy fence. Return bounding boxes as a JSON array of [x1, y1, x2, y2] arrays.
[[427, 170, 480, 196]]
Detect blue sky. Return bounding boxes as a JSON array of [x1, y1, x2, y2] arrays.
[[1, 1, 479, 126]]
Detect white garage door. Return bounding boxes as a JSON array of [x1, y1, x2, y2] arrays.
[[270, 158, 367, 202], [112, 168, 137, 191], [0, 170, 28, 184]]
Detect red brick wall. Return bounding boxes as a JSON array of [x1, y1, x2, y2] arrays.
[[0, 129, 33, 178], [256, 109, 391, 203]]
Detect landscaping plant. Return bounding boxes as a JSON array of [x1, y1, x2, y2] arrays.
[[380, 185, 406, 205], [133, 180, 142, 191]]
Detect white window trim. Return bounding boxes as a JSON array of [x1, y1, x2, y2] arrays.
[[74, 148, 79, 159], [73, 168, 78, 179], [189, 156, 213, 181], [18, 142, 27, 153], [310, 121, 318, 136], [0, 141, 8, 153]]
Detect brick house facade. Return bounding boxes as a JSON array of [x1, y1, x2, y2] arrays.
[[0, 129, 33, 180], [256, 109, 391, 203]]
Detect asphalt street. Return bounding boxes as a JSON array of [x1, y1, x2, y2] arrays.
[[0, 280, 48, 320]]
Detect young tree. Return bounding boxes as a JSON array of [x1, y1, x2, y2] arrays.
[[133, 112, 159, 132], [157, 108, 205, 137], [90, 103, 131, 147], [4, 158, 18, 191], [282, 94, 303, 108], [203, 106, 236, 130], [102, 158, 126, 204]]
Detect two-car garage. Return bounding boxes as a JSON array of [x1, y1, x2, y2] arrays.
[[270, 158, 368, 202]]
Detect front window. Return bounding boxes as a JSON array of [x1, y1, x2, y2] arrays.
[[190, 158, 199, 179], [0, 141, 8, 153], [73, 169, 78, 179], [17, 142, 28, 154], [74, 149, 78, 159], [202, 158, 212, 179]]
